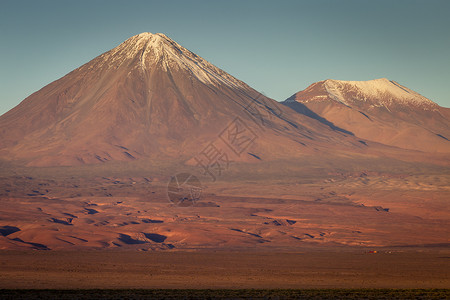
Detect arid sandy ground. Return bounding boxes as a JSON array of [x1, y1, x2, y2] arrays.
[[0, 251, 449, 289], [0, 158, 448, 288], [0, 159, 449, 250]]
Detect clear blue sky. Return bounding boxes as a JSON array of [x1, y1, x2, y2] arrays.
[[1, 0, 449, 115]]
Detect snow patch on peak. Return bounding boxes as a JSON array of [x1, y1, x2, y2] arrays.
[[92, 32, 249, 91], [135, 32, 154, 38], [323, 80, 348, 106], [155, 33, 169, 38], [133, 32, 168, 40], [323, 78, 436, 108]]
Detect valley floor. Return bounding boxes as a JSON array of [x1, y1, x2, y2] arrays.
[[0, 250, 449, 289], [0, 168, 449, 250], [0, 159, 448, 289]]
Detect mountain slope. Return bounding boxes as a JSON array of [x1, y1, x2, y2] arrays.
[[0, 33, 366, 167], [283, 78, 450, 153]]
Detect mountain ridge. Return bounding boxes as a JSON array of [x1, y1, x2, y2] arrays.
[[283, 79, 450, 153], [0, 33, 369, 167], [285, 78, 438, 109]]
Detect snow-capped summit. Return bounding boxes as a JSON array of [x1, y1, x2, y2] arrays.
[[0, 33, 360, 167], [289, 78, 437, 110], [323, 78, 436, 108], [283, 79, 450, 153], [88, 32, 246, 89]]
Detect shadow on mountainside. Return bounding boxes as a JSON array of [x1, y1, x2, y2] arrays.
[[283, 101, 354, 136]]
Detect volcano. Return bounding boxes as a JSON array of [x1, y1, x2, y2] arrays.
[[0, 34, 449, 254], [0, 33, 365, 167], [283, 78, 450, 153]]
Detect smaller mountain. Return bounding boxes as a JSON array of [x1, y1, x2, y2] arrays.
[[283, 79, 450, 153]]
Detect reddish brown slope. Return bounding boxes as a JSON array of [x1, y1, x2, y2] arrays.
[[283, 79, 450, 153], [0, 33, 367, 167]]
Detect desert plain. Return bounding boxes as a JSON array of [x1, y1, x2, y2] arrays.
[[0, 156, 449, 290]]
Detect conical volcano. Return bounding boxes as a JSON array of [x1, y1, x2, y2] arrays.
[[0, 33, 376, 167]]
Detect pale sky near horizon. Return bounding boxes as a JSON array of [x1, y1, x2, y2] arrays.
[[1, 0, 449, 115]]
